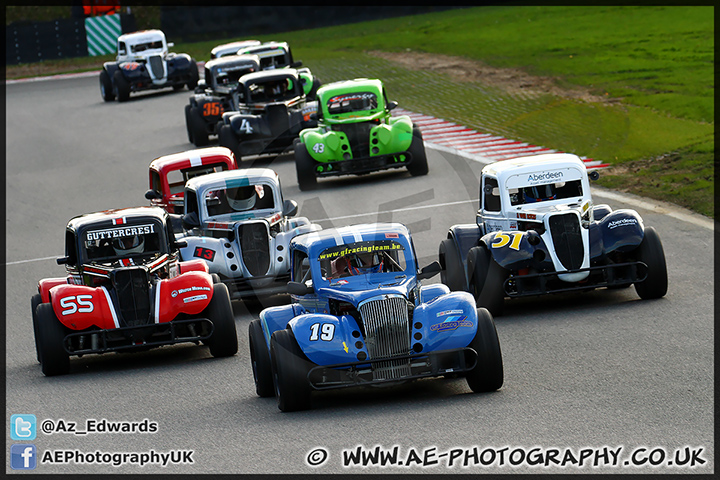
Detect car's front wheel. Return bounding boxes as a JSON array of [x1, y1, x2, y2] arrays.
[[36, 303, 70, 376], [249, 319, 275, 397], [31, 294, 43, 363], [271, 328, 313, 412], [99, 70, 115, 101], [218, 124, 241, 163], [465, 307, 503, 392], [468, 246, 507, 316], [204, 283, 238, 358], [113, 70, 130, 102], [294, 140, 317, 191], [634, 226, 668, 299]]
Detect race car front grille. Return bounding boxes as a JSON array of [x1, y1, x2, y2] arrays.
[[111, 268, 151, 326], [148, 55, 164, 79], [239, 222, 270, 277], [549, 213, 584, 270], [358, 295, 411, 380], [334, 122, 374, 158]]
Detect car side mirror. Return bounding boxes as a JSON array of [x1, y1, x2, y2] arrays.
[[173, 239, 187, 249], [145, 189, 162, 200], [287, 281, 313, 296], [588, 170, 600, 181], [283, 199, 298, 217], [290, 61, 303, 68], [56, 256, 69, 265], [418, 261, 442, 280], [387, 101, 398, 111], [182, 212, 200, 229], [167, 42, 174, 48]]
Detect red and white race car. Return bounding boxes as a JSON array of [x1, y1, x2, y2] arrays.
[[32, 206, 238, 376], [145, 146, 238, 214]]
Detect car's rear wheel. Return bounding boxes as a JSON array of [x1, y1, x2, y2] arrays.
[[294, 140, 317, 191], [187, 60, 199, 90], [634, 226, 668, 299], [271, 328, 313, 412], [31, 294, 43, 363], [36, 303, 70, 376], [190, 106, 210, 147], [406, 125, 429, 177], [204, 284, 238, 357], [113, 70, 130, 102], [218, 124, 242, 163], [99, 70, 115, 101], [249, 319, 275, 397], [468, 246, 507, 316], [465, 307, 503, 392], [439, 238, 466, 291]]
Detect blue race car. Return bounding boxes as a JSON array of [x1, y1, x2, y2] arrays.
[[248, 223, 503, 411]]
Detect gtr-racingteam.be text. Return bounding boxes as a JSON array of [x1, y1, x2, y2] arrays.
[[340, 445, 707, 469]]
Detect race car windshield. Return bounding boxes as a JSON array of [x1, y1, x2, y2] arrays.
[[248, 78, 294, 102], [327, 92, 378, 115], [509, 179, 584, 206], [82, 224, 164, 263], [318, 240, 407, 281], [205, 183, 275, 216], [131, 40, 163, 53], [215, 66, 253, 86]]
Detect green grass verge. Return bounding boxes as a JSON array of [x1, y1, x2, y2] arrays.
[[5, 6, 714, 217]]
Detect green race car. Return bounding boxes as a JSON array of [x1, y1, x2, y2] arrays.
[[293, 78, 428, 190]]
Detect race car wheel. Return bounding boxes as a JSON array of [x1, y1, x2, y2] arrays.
[[249, 319, 275, 397], [99, 70, 115, 101], [184, 104, 194, 143], [406, 125, 429, 177], [187, 60, 199, 90], [468, 246, 507, 316], [439, 238, 466, 291], [36, 303, 70, 376], [634, 226, 668, 299], [190, 106, 209, 147], [113, 70, 130, 102], [270, 328, 313, 412], [294, 140, 317, 191], [204, 283, 239, 357], [31, 294, 43, 363], [465, 307, 504, 393], [218, 124, 242, 162]]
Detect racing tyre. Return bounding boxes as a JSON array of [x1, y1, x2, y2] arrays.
[[249, 319, 275, 397], [36, 303, 70, 376], [31, 294, 43, 363], [204, 284, 238, 357], [218, 124, 241, 162], [99, 70, 115, 101], [406, 125, 429, 177], [634, 226, 668, 299], [113, 70, 130, 102], [294, 140, 317, 191], [187, 60, 199, 90], [184, 104, 194, 143], [439, 238, 466, 291], [465, 307, 504, 392], [190, 106, 209, 147], [270, 328, 313, 412], [468, 246, 507, 316]]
